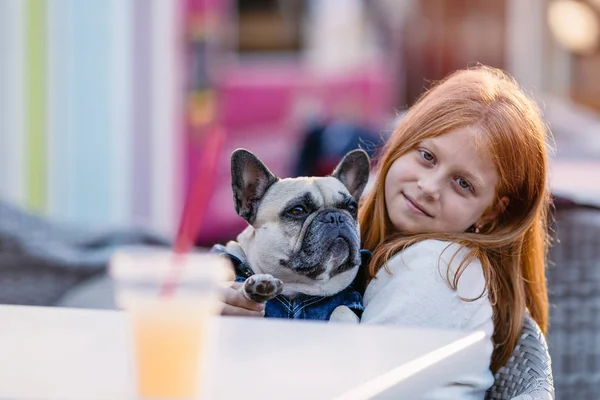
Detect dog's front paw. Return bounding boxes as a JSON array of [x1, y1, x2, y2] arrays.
[[329, 305, 360, 324], [242, 274, 283, 303]]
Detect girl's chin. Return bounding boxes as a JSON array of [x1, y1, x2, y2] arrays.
[[392, 224, 426, 235]]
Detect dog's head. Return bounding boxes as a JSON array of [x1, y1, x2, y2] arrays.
[[230, 149, 370, 296]]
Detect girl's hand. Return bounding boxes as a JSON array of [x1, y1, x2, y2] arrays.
[[220, 281, 265, 317]]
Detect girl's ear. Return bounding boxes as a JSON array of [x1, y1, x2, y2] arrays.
[[476, 196, 510, 227]]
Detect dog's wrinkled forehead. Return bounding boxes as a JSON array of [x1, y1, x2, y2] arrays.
[[254, 177, 350, 220]]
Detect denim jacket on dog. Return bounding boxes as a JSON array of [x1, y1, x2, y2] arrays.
[[211, 242, 369, 320]]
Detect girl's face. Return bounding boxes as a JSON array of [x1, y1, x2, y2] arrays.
[[384, 127, 502, 234]]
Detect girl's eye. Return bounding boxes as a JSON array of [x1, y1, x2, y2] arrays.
[[456, 177, 472, 191], [419, 149, 435, 163], [289, 206, 307, 216]]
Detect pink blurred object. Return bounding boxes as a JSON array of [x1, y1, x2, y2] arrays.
[[161, 126, 225, 297], [176, 125, 226, 254], [189, 62, 392, 246]]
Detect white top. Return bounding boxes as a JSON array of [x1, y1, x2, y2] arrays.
[[362, 239, 495, 399]]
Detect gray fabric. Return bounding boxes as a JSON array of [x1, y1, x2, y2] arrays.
[[485, 313, 554, 400], [511, 394, 552, 400], [55, 273, 117, 309], [546, 206, 600, 399], [0, 201, 170, 306]]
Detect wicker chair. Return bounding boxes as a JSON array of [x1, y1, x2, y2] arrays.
[[485, 313, 554, 400], [546, 204, 600, 399]]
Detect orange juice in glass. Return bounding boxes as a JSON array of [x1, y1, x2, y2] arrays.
[[110, 249, 230, 399]]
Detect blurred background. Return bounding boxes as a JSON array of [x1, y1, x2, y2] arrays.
[[1, 0, 599, 240], [1, 0, 600, 398]]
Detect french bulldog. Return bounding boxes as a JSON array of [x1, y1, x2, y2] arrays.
[[213, 148, 370, 322]]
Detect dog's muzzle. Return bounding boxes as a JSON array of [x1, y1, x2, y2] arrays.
[[285, 210, 361, 279]]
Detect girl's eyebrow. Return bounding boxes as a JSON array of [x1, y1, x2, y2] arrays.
[[462, 171, 485, 189], [422, 140, 485, 189]]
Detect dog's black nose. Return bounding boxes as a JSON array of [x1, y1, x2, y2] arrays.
[[319, 210, 345, 226]]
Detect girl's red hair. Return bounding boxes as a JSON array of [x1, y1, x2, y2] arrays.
[[359, 66, 551, 372]]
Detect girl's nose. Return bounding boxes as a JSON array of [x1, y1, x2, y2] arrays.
[[417, 176, 441, 201]]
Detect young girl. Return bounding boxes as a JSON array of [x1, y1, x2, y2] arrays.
[[356, 65, 551, 398], [220, 66, 551, 399]]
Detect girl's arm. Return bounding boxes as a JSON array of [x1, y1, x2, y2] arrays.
[[361, 240, 494, 400], [361, 240, 492, 331]]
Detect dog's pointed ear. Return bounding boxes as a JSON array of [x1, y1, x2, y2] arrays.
[[231, 149, 278, 223], [331, 149, 371, 201]]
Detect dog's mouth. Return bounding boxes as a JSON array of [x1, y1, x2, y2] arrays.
[[329, 237, 350, 264], [284, 217, 361, 280], [285, 234, 358, 280]]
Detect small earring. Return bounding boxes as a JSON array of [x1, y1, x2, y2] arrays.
[[475, 226, 480, 234]]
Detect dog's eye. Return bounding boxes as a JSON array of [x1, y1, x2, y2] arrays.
[[344, 201, 358, 215], [289, 206, 307, 217]]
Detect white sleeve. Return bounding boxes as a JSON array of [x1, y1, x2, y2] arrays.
[[361, 240, 492, 331], [361, 240, 495, 400]]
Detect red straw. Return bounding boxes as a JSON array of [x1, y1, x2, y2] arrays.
[[160, 125, 226, 297]]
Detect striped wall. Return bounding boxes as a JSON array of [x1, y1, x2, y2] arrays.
[[0, 0, 191, 237]]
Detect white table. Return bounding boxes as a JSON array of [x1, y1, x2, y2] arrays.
[[0, 305, 487, 399]]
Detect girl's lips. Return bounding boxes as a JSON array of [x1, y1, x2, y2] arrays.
[[403, 193, 433, 217]]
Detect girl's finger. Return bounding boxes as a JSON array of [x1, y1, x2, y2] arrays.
[[221, 304, 265, 317], [230, 281, 243, 290], [221, 286, 265, 312]]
